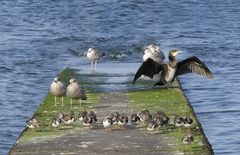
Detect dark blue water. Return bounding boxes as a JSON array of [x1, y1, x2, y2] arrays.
[[0, 0, 240, 154]]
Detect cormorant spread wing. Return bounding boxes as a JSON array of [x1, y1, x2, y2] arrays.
[[133, 58, 163, 84], [175, 56, 214, 79]]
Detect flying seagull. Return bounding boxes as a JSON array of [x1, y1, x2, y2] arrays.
[[87, 48, 105, 71], [133, 50, 214, 86]]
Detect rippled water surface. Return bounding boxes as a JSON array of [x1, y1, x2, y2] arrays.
[[0, 0, 240, 154]]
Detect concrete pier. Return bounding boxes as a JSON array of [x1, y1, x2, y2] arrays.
[[10, 62, 213, 155]]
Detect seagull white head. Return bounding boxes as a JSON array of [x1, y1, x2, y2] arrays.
[[69, 78, 77, 84], [87, 48, 94, 53], [145, 44, 160, 53], [54, 77, 59, 82]]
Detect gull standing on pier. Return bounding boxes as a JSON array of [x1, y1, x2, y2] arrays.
[[66, 78, 87, 109], [143, 44, 165, 63], [87, 48, 105, 71], [50, 77, 66, 106]]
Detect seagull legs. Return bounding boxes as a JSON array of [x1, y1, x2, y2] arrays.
[[71, 98, 73, 109], [79, 100, 82, 109], [54, 96, 57, 106], [61, 96, 64, 106], [91, 61, 93, 71], [94, 61, 97, 71]]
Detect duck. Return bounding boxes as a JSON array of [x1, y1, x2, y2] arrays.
[[26, 118, 39, 129], [66, 78, 87, 109], [50, 77, 66, 106], [102, 116, 113, 131], [56, 112, 64, 121], [174, 116, 184, 127], [117, 113, 128, 127], [182, 133, 194, 144], [133, 50, 214, 86], [63, 113, 75, 124], [143, 44, 165, 63], [89, 111, 98, 123], [83, 111, 97, 128], [78, 110, 88, 121], [137, 109, 152, 124], [183, 116, 193, 127], [130, 113, 140, 125], [111, 112, 120, 125], [153, 111, 169, 127], [87, 48, 105, 71], [52, 116, 61, 128], [147, 120, 158, 131]]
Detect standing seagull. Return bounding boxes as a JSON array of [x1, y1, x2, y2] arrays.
[[143, 44, 165, 63], [50, 77, 66, 106], [66, 78, 87, 109], [86, 48, 105, 71], [133, 50, 214, 86]]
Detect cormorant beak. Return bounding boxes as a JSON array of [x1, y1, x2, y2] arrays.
[[176, 50, 182, 54]]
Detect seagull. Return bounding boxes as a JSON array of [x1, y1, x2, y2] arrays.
[[143, 44, 165, 63], [86, 48, 105, 71], [66, 78, 87, 109], [50, 77, 66, 106], [133, 50, 214, 86]]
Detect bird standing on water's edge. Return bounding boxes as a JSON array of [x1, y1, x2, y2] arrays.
[[87, 48, 105, 71], [133, 50, 214, 86]]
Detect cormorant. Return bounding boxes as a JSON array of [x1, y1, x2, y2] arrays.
[[133, 50, 214, 86]]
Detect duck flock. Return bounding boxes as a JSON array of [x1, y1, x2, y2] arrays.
[[26, 109, 194, 144], [26, 44, 214, 145]]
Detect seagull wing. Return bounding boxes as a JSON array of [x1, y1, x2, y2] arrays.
[[175, 56, 214, 79], [133, 58, 163, 84], [95, 51, 105, 58]]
